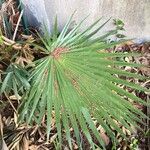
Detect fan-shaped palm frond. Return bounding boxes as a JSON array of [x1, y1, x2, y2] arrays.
[[19, 15, 149, 149]]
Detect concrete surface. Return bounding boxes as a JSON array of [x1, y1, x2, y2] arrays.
[[22, 0, 150, 42]]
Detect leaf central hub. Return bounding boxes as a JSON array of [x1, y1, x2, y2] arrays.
[[51, 47, 68, 59]]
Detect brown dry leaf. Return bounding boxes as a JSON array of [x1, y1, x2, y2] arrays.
[[0, 115, 8, 150], [15, 56, 33, 67], [14, 113, 18, 127], [39, 145, 49, 150], [9, 12, 20, 28], [140, 67, 150, 76], [98, 125, 110, 146], [50, 133, 57, 143], [126, 129, 131, 136], [22, 135, 29, 150], [0, 64, 3, 70], [122, 126, 127, 135], [0, 114, 3, 136], [29, 145, 38, 150], [4, 117, 11, 126], [22, 34, 33, 40], [133, 103, 144, 110], [22, 34, 35, 43], [2, 36, 22, 49], [0, 0, 12, 13], [37, 128, 45, 141], [64, 146, 70, 150], [1, 139, 9, 150], [100, 131, 110, 146], [8, 133, 23, 150], [123, 41, 134, 46], [72, 141, 78, 149], [9, 95, 21, 100], [30, 125, 39, 136]]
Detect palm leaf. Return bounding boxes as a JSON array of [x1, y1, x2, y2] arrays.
[[19, 15, 149, 149]]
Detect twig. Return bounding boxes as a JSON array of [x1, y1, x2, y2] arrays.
[[2, 35, 22, 49], [0, 114, 3, 137], [13, 10, 24, 41], [4, 92, 17, 114], [2, 15, 7, 37], [2, 35, 15, 44]]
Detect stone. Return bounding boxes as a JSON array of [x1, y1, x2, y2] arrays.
[[22, 0, 150, 42]]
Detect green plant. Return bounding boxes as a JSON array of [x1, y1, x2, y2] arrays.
[[17, 0, 29, 35], [0, 30, 3, 44], [0, 64, 30, 98], [18, 15, 149, 149], [114, 19, 124, 30], [129, 137, 139, 150], [114, 19, 126, 39]]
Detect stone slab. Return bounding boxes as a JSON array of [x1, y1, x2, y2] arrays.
[[22, 0, 150, 42]]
